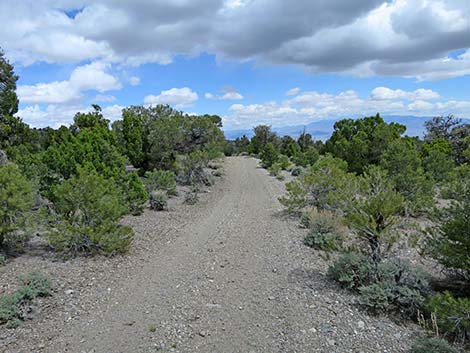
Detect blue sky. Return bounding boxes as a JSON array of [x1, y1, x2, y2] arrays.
[[1, 0, 469, 130]]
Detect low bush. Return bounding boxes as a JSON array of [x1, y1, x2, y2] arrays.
[[410, 336, 459, 353], [291, 166, 304, 176], [0, 272, 52, 328], [184, 185, 199, 205], [329, 253, 429, 317], [47, 167, 133, 255], [427, 292, 470, 342], [212, 169, 223, 177], [149, 190, 168, 211], [277, 155, 290, 170], [268, 163, 282, 177], [328, 253, 375, 290], [177, 151, 211, 186], [144, 170, 177, 196], [302, 209, 345, 251]]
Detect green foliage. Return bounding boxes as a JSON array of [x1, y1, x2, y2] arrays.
[[268, 162, 282, 177], [149, 190, 168, 211], [121, 108, 144, 166], [280, 154, 356, 214], [47, 167, 132, 255], [144, 170, 177, 196], [427, 181, 470, 278], [260, 143, 279, 169], [410, 336, 459, 353], [277, 154, 290, 170], [177, 151, 211, 186], [427, 292, 470, 342], [329, 253, 429, 317], [121, 172, 148, 215], [250, 125, 278, 154], [0, 163, 34, 249], [0, 272, 51, 328], [0, 49, 19, 117], [325, 114, 406, 174], [346, 166, 403, 266], [380, 138, 434, 213], [292, 146, 320, 167], [328, 253, 375, 290], [303, 216, 343, 251]]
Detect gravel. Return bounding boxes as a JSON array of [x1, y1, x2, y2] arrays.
[[0, 156, 420, 352]]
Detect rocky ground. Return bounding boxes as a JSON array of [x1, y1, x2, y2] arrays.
[[0, 156, 421, 353]]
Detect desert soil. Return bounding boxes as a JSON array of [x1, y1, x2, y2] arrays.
[[0, 156, 419, 353]]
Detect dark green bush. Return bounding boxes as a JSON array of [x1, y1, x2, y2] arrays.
[[277, 154, 290, 170], [144, 170, 177, 196], [149, 190, 168, 211], [410, 336, 459, 353], [268, 163, 282, 177], [47, 167, 133, 255], [121, 172, 148, 215], [0, 163, 34, 249], [427, 292, 470, 342], [260, 143, 278, 169]]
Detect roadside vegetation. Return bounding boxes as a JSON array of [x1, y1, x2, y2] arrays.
[[227, 115, 470, 351], [0, 50, 225, 327]]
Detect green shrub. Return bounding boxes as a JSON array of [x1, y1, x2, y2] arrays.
[[121, 172, 148, 215], [149, 190, 168, 211], [177, 151, 210, 186], [279, 154, 357, 214], [303, 210, 344, 251], [47, 166, 133, 255], [144, 170, 177, 196], [268, 163, 282, 177], [212, 169, 223, 177], [260, 143, 278, 169], [0, 163, 34, 249], [0, 272, 52, 328], [329, 254, 429, 317], [329, 253, 375, 290], [427, 292, 470, 342], [410, 337, 459, 353], [0, 255, 5, 266], [277, 155, 290, 170]]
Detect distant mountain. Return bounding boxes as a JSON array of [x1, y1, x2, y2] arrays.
[[223, 116, 470, 140]]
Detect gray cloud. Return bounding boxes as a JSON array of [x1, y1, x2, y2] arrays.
[[0, 0, 469, 79]]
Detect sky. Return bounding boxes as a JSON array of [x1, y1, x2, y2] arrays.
[[0, 0, 469, 130]]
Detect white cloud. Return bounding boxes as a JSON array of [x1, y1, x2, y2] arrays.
[[93, 94, 116, 102], [285, 87, 301, 96], [223, 86, 470, 129], [17, 61, 121, 104], [128, 76, 141, 86], [205, 89, 244, 100], [144, 87, 199, 108], [370, 87, 440, 101]]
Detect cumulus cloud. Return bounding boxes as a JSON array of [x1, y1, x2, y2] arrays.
[[17, 62, 121, 104], [205, 87, 244, 100], [128, 76, 141, 86], [370, 87, 440, 101], [285, 87, 301, 96], [1, 0, 469, 80], [144, 87, 199, 108], [223, 86, 470, 129]]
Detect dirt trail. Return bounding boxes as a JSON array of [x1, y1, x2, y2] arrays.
[[3, 157, 417, 353]]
